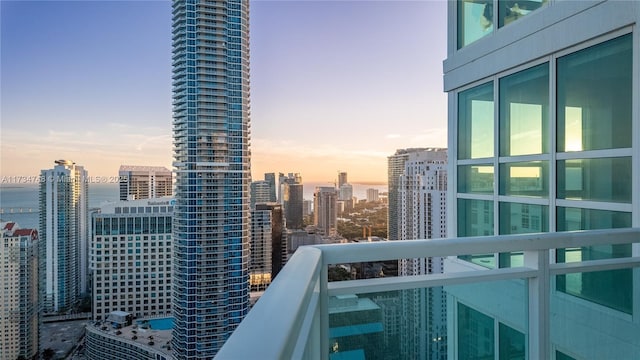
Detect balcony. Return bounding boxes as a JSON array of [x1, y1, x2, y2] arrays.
[[217, 228, 640, 359]]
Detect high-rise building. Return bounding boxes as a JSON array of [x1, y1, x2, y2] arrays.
[[249, 208, 272, 292], [338, 183, 353, 201], [313, 187, 338, 236], [91, 198, 173, 320], [264, 172, 277, 202], [39, 159, 88, 313], [396, 148, 448, 360], [0, 222, 39, 360], [119, 165, 172, 201], [283, 180, 303, 229], [447, 1, 638, 359], [366, 188, 379, 203], [250, 180, 271, 210], [337, 171, 348, 188], [254, 203, 285, 279], [171, 0, 251, 357], [397, 148, 447, 275], [387, 148, 428, 240]]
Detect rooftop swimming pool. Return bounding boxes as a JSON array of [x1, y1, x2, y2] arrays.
[[137, 317, 173, 330]]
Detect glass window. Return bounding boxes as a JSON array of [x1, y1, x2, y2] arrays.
[[499, 202, 548, 268], [556, 207, 632, 314], [458, 0, 493, 48], [557, 157, 631, 203], [458, 82, 494, 159], [458, 165, 494, 194], [458, 199, 494, 237], [498, 0, 547, 28], [499, 322, 525, 360], [458, 302, 494, 359], [499, 161, 548, 197], [557, 34, 632, 152], [499, 63, 549, 156], [458, 199, 495, 267]]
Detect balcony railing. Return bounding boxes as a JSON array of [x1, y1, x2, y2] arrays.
[[216, 228, 640, 359]]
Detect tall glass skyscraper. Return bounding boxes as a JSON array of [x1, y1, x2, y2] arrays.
[[171, 1, 251, 358]]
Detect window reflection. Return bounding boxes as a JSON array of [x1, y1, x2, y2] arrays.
[[499, 63, 549, 156], [458, 0, 494, 48], [557, 158, 631, 203], [557, 34, 632, 152], [499, 161, 548, 197], [458, 82, 494, 159], [498, 0, 547, 28]]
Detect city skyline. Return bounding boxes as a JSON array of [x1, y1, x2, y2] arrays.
[[0, 0, 447, 183]]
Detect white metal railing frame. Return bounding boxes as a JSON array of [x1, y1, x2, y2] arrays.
[[216, 228, 640, 360]]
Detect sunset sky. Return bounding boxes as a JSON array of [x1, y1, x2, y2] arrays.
[[1, 0, 448, 184]]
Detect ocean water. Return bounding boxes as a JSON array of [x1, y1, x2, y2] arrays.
[[0, 183, 119, 230]]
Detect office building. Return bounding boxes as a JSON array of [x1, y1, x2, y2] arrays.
[[39, 159, 88, 313], [366, 188, 379, 203], [250, 180, 271, 210], [91, 198, 173, 320], [171, 0, 251, 357], [249, 208, 272, 291], [282, 173, 303, 229], [264, 172, 277, 202], [302, 199, 312, 217], [0, 222, 39, 360], [446, 1, 639, 359], [119, 165, 172, 201], [314, 187, 338, 236], [387, 148, 428, 240]]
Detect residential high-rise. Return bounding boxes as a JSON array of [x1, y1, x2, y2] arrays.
[[387, 148, 427, 240], [39, 159, 88, 313], [249, 208, 272, 291], [366, 188, 379, 203], [447, 1, 638, 359], [397, 148, 447, 275], [313, 187, 338, 236], [171, 0, 251, 357], [338, 183, 353, 201], [91, 198, 173, 320], [337, 171, 348, 188], [396, 148, 447, 360], [255, 203, 285, 279], [264, 172, 277, 202], [119, 165, 172, 201], [250, 180, 271, 210], [0, 222, 39, 360]]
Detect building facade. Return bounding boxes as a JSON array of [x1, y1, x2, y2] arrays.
[[387, 149, 428, 240], [283, 180, 303, 230], [91, 198, 173, 320], [254, 203, 285, 280], [264, 172, 277, 202], [119, 165, 172, 201], [249, 208, 272, 291], [366, 188, 380, 203], [171, 0, 251, 357], [39, 159, 88, 313], [395, 148, 448, 360], [314, 187, 338, 236], [249, 180, 271, 210], [446, 1, 639, 359], [0, 222, 39, 360]]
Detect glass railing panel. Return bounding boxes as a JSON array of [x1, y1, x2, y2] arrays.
[[329, 278, 527, 360], [551, 266, 640, 359]]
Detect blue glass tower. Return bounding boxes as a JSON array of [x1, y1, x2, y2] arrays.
[[171, 1, 251, 358]]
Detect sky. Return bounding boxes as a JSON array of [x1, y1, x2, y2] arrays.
[[1, 0, 448, 184]]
